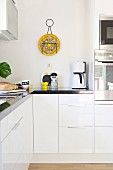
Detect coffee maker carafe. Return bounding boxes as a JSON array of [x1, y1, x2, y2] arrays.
[[72, 62, 87, 89]]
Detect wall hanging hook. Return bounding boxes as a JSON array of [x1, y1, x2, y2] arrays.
[[46, 19, 54, 34]]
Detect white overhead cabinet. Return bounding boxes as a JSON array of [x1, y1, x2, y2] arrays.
[[59, 94, 94, 153], [0, 0, 18, 40], [33, 94, 58, 153], [95, 104, 113, 153]]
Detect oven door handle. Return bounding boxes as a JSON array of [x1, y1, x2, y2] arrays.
[[101, 61, 113, 63], [96, 60, 113, 65]]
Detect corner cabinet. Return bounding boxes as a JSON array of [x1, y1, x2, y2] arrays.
[[59, 94, 94, 153], [33, 94, 58, 153]]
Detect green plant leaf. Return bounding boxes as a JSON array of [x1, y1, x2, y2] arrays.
[[0, 62, 12, 78]]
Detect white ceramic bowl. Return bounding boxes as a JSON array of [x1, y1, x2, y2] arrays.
[[21, 80, 29, 89], [21, 84, 29, 89]]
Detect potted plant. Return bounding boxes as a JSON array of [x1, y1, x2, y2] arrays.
[[0, 62, 12, 79]]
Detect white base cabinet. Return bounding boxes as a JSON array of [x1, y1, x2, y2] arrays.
[[95, 104, 113, 153], [33, 94, 58, 153], [0, 96, 33, 170], [59, 94, 94, 153], [2, 93, 113, 166]]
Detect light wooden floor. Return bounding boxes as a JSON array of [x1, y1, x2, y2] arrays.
[[29, 163, 113, 170]]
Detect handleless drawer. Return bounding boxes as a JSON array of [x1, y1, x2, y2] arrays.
[[59, 127, 94, 153], [0, 116, 8, 142], [59, 105, 94, 127], [95, 105, 113, 126], [59, 94, 94, 105], [7, 104, 23, 132]]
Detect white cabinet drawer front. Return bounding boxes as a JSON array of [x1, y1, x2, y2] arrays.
[[8, 105, 24, 132], [59, 105, 94, 127], [59, 127, 94, 153], [1, 116, 24, 170], [1, 132, 15, 170], [95, 105, 113, 126], [8, 117, 24, 164], [59, 94, 94, 105], [95, 127, 113, 153], [0, 117, 8, 142]]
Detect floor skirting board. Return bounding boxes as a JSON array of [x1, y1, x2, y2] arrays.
[[31, 154, 113, 163]]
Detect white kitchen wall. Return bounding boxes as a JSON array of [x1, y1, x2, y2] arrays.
[[0, 0, 94, 89]]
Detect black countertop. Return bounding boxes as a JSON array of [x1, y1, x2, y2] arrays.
[[31, 89, 93, 94], [0, 89, 93, 121]]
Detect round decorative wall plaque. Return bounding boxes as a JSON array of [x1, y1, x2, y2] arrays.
[[38, 19, 60, 56]]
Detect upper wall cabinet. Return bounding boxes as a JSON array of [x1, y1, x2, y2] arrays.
[[0, 0, 18, 40]]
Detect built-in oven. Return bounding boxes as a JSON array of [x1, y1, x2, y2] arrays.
[[99, 15, 113, 49], [95, 49, 113, 100]]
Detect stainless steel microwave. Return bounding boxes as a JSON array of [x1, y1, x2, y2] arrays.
[[99, 15, 113, 49]]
